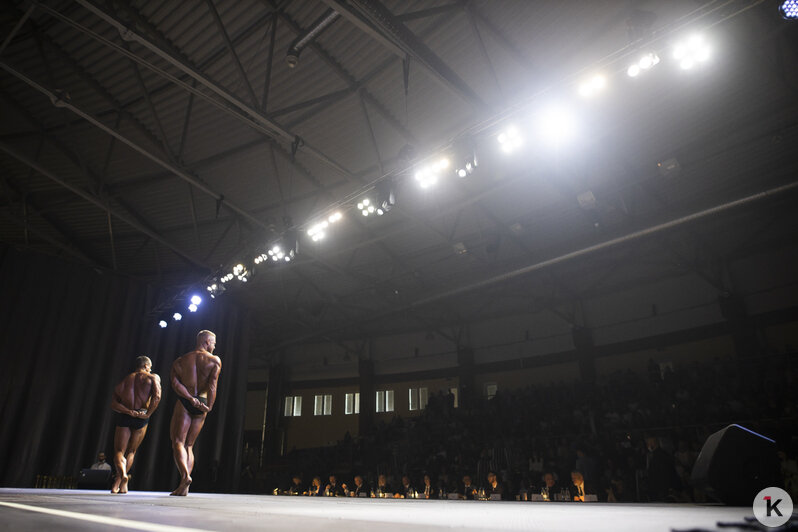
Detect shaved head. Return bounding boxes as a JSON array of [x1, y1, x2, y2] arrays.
[[196, 330, 217, 353], [135, 356, 151, 370]]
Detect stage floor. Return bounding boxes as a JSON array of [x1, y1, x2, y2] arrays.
[[0, 488, 768, 531]]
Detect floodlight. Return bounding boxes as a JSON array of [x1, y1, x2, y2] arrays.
[[626, 52, 659, 77], [536, 104, 577, 146], [578, 74, 607, 98], [173, 312, 182, 321], [158, 320, 167, 328], [188, 303, 198, 312], [497, 125, 523, 154], [780, 0, 798, 18], [673, 34, 711, 70], [190, 295, 202, 306]]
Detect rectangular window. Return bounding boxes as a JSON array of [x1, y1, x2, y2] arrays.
[[345, 392, 360, 415], [409, 387, 429, 411], [314, 394, 333, 416], [376, 390, 394, 412], [284, 396, 302, 417], [485, 383, 498, 400]]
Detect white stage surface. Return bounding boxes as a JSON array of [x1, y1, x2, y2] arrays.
[[0, 489, 770, 531]]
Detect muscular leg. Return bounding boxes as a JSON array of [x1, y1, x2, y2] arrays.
[[111, 426, 131, 494], [120, 425, 148, 493], [170, 402, 193, 496], [184, 415, 207, 479]]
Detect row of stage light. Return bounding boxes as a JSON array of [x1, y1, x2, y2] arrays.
[[157, 31, 716, 327]]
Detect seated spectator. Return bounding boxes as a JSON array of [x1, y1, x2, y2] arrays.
[[373, 474, 391, 497], [288, 475, 303, 495], [325, 474, 345, 496], [461, 475, 477, 500], [397, 475, 414, 498], [90, 452, 112, 471], [486, 471, 505, 500], [540, 472, 560, 500], [420, 474, 435, 499], [308, 476, 322, 496], [350, 475, 369, 497], [569, 470, 597, 502]]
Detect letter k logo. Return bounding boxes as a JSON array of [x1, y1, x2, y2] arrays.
[[764, 496, 783, 517]]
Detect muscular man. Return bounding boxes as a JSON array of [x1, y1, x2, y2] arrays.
[[169, 330, 221, 496], [109, 356, 161, 494]]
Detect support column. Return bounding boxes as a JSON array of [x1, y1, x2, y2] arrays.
[[572, 326, 596, 385], [457, 347, 475, 410], [358, 359, 374, 436], [263, 362, 284, 458], [719, 292, 760, 358]]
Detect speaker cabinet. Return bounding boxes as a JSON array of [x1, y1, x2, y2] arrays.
[[691, 424, 779, 505]]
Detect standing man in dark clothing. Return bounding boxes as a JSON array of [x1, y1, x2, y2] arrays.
[[645, 436, 680, 501], [110, 356, 161, 494], [170, 330, 222, 496]]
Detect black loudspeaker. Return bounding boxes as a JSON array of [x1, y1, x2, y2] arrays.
[[691, 424, 780, 505]]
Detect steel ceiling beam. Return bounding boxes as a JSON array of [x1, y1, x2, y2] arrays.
[[321, 0, 489, 112], [0, 60, 270, 232], [68, 0, 355, 179], [0, 141, 210, 270]]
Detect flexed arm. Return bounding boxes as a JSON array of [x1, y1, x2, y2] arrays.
[[206, 358, 222, 411], [144, 374, 162, 418], [110, 384, 138, 417], [170, 362, 193, 400]]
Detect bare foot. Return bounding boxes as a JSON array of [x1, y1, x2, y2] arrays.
[[111, 475, 121, 494], [119, 476, 129, 494], [170, 475, 192, 496]]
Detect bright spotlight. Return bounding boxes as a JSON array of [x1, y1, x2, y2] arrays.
[[188, 303, 198, 313], [673, 34, 711, 70], [190, 295, 202, 306], [414, 157, 450, 188], [497, 126, 523, 154], [578, 74, 607, 98], [626, 52, 659, 77], [781, 0, 798, 18], [173, 312, 182, 321], [536, 105, 577, 146], [159, 320, 167, 328]]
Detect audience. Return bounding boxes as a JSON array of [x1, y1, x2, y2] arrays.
[[255, 354, 797, 503]]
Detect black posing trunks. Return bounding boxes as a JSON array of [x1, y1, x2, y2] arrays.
[[179, 395, 208, 416], [115, 411, 149, 431]]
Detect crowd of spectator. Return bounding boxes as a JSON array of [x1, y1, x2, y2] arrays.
[[244, 353, 798, 503]]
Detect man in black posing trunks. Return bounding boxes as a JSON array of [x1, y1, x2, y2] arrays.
[[109, 356, 161, 493], [169, 330, 222, 496]]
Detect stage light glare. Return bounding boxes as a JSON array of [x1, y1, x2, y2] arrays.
[[159, 320, 167, 328], [457, 168, 467, 178], [673, 35, 710, 70], [780, 0, 798, 18], [377, 208, 384, 216], [362, 209, 369, 216], [367, 205, 375, 213], [497, 125, 523, 154], [438, 157, 450, 170], [188, 303, 198, 313], [173, 312, 182, 321], [627, 64, 641, 77], [357, 202, 364, 210], [578, 74, 607, 97], [362, 198, 370, 206], [190, 295, 202, 306], [284, 256, 291, 262], [536, 105, 577, 146]]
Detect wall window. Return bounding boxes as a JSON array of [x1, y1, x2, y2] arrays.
[[485, 383, 498, 400], [408, 387, 428, 411], [375, 390, 394, 413], [284, 396, 302, 417], [345, 392, 360, 415], [314, 394, 332, 416]]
